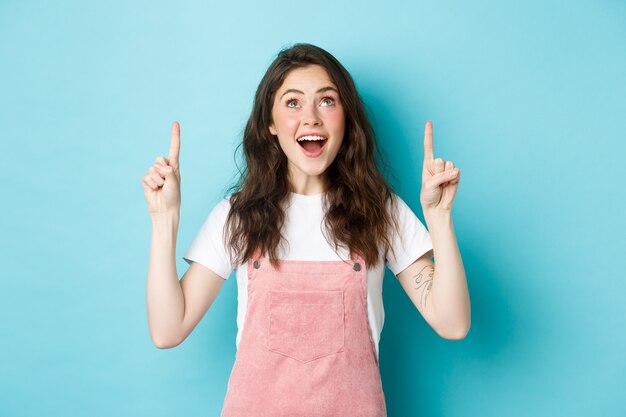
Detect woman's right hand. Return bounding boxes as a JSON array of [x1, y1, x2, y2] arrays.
[[142, 121, 182, 217]]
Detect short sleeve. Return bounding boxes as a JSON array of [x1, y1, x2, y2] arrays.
[[385, 194, 433, 276], [182, 198, 234, 280]]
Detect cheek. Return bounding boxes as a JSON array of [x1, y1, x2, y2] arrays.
[[325, 108, 345, 131], [274, 111, 300, 132]]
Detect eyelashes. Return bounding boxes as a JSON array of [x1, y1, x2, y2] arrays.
[[285, 96, 337, 108], [320, 96, 336, 106]]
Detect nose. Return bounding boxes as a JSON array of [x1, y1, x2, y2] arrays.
[[302, 104, 322, 126]]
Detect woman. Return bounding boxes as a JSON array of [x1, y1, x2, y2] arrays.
[[143, 43, 470, 417]]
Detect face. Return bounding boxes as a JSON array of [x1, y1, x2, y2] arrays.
[[269, 64, 345, 193]]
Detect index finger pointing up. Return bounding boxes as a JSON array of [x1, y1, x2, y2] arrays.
[[169, 121, 180, 170], [423, 120, 434, 161]]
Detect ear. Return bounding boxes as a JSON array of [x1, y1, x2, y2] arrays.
[[269, 123, 277, 136]]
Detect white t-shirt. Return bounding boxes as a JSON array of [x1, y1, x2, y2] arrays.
[[183, 191, 433, 359]]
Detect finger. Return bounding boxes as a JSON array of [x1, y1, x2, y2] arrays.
[[434, 158, 445, 173], [149, 167, 165, 186], [154, 163, 175, 179], [150, 172, 165, 186], [149, 165, 163, 180], [152, 163, 167, 179], [423, 120, 434, 161], [169, 121, 180, 171], [427, 168, 459, 189], [449, 169, 461, 184], [440, 160, 453, 183], [143, 175, 158, 190], [155, 156, 169, 166], [445, 161, 458, 184]]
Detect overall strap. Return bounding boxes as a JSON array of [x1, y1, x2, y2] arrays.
[[247, 246, 264, 279], [348, 249, 365, 272], [251, 246, 263, 261]]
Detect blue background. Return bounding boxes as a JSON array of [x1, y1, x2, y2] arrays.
[[1, 1, 625, 416]]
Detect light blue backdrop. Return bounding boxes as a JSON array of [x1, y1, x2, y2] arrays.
[[1, 1, 624, 416]]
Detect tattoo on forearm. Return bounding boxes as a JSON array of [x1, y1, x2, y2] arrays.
[[413, 265, 435, 310]]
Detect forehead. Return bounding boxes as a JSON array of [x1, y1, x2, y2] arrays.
[[278, 65, 336, 91]]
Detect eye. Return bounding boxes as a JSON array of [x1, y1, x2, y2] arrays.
[[286, 98, 299, 108], [320, 96, 336, 107]]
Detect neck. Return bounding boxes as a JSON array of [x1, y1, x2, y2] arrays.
[[288, 171, 328, 195]]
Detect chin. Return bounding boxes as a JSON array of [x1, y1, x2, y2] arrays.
[[303, 166, 329, 176], [294, 162, 330, 177]]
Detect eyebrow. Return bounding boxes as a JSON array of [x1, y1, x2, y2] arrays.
[[279, 86, 339, 99]]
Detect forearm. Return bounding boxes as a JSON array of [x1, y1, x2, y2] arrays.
[[146, 212, 184, 348], [423, 209, 471, 338]]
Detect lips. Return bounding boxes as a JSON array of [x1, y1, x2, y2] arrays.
[[298, 137, 328, 157]]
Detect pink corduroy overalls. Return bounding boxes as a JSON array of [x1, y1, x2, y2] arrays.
[[220, 247, 387, 417]]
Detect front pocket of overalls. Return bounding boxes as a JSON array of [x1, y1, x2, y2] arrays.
[[268, 290, 345, 363]]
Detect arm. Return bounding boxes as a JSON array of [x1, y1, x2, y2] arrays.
[[397, 210, 470, 340], [143, 122, 225, 349], [146, 212, 225, 348], [395, 120, 470, 340]]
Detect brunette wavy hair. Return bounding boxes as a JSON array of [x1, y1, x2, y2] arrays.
[[223, 43, 401, 270]]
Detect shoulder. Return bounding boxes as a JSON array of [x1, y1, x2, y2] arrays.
[[207, 194, 232, 220], [214, 195, 232, 214], [384, 192, 432, 273], [387, 193, 415, 222], [194, 195, 233, 236]]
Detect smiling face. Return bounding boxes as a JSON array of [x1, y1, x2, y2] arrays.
[[269, 64, 345, 195]]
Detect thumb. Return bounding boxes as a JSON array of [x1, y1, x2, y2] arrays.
[[425, 169, 459, 189], [154, 164, 178, 181]]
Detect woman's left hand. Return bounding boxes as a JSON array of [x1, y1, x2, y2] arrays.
[[420, 121, 460, 212]]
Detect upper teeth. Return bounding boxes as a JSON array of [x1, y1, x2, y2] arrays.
[[297, 135, 327, 141]]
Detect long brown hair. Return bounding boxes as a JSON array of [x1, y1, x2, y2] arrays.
[[223, 43, 400, 270]]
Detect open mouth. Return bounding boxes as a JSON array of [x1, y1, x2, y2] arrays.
[[297, 135, 328, 155]]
